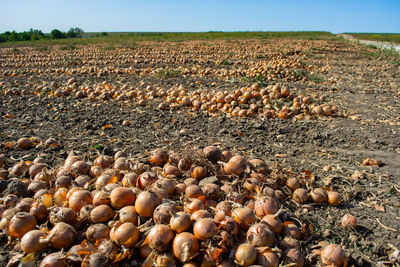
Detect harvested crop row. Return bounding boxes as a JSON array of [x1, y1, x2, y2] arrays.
[[0, 145, 350, 266]]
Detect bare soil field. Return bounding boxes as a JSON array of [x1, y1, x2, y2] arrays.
[[0, 37, 399, 266]]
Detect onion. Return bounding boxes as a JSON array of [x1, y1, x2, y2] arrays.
[[185, 184, 205, 199], [175, 183, 186, 195], [202, 183, 220, 201], [224, 161, 244, 176], [163, 164, 180, 178], [328, 191, 341, 206], [91, 205, 115, 223], [203, 145, 222, 163], [122, 172, 139, 187], [74, 175, 91, 187], [282, 222, 302, 239], [215, 201, 234, 217], [172, 232, 199, 262], [98, 239, 118, 261], [235, 243, 257, 266], [261, 214, 283, 234], [55, 175, 73, 189], [232, 207, 256, 229], [40, 252, 68, 267], [185, 198, 205, 214], [119, 205, 138, 224], [170, 212, 191, 233], [292, 188, 309, 204], [86, 253, 109, 267], [178, 158, 191, 172], [153, 202, 178, 224], [310, 188, 327, 203], [29, 163, 47, 178], [152, 178, 176, 196], [10, 160, 28, 177], [16, 198, 34, 212], [95, 174, 114, 190], [71, 160, 90, 175], [138, 171, 159, 189], [30, 202, 48, 221], [191, 166, 207, 180], [111, 222, 139, 248], [88, 166, 104, 178], [286, 177, 300, 191], [135, 191, 160, 217], [249, 159, 269, 173], [147, 224, 174, 251], [279, 236, 301, 250], [155, 252, 177, 267], [193, 218, 217, 240], [246, 223, 275, 247], [283, 248, 304, 267], [110, 187, 135, 209], [149, 149, 169, 166], [254, 196, 278, 217], [86, 223, 110, 243], [191, 209, 212, 222], [68, 190, 93, 212], [341, 214, 357, 230], [18, 137, 32, 149], [48, 222, 77, 249], [49, 207, 77, 226], [94, 155, 114, 169], [21, 229, 48, 253], [257, 250, 279, 267], [93, 190, 111, 206], [218, 216, 239, 236], [9, 212, 37, 238], [321, 244, 346, 266]]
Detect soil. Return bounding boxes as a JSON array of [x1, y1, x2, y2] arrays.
[[0, 38, 399, 266]]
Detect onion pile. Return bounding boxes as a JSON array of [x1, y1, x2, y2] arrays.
[[0, 145, 348, 266]]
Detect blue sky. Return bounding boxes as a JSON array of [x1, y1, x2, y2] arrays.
[[1, 0, 399, 33]]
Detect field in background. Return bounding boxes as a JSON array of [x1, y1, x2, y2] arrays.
[[349, 33, 400, 44], [0, 31, 335, 48]]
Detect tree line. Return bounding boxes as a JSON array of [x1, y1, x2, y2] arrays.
[[0, 27, 84, 43]]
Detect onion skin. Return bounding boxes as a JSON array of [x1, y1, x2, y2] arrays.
[[21, 229, 48, 253], [172, 232, 199, 263], [321, 244, 346, 266], [235, 243, 257, 266]]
